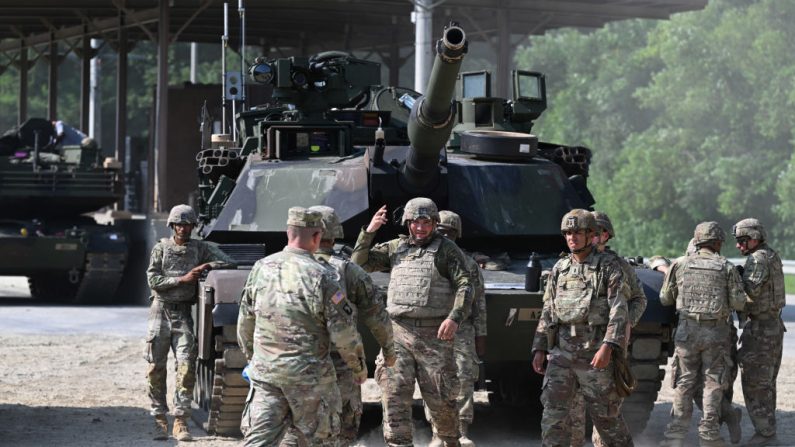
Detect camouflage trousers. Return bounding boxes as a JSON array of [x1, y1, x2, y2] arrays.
[[424, 321, 479, 430], [281, 353, 361, 446], [664, 319, 733, 442], [738, 317, 784, 437], [143, 300, 197, 417], [375, 320, 459, 446], [241, 379, 342, 447], [540, 350, 633, 447]]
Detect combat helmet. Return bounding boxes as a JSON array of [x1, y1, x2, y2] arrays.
[[732, 218, 766, 242], [560, 209, 597, 234], [308, 205, 344, 241], [693, 221, 725, 246], [648, 255, 671, 271], [591, 211, 614, 238], [402, 197, 440, 225], [438, 210, 462, 239], [167, 204, 198, 226]]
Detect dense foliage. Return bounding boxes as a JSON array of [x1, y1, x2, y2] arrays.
[[517, 0, 795, 258]]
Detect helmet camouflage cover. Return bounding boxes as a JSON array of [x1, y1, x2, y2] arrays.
[[560, 209, 597, 234], [693, 221, 725, 246], [732, 218, 766, 242], [167, 204, 198, 226], [438, 210, 462, 238], [308, 205, 344, 241], [402, 197, 440, 225], [591, 211, 615, 238]]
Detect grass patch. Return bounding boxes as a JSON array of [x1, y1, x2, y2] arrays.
[[786, 274, 795, 295]]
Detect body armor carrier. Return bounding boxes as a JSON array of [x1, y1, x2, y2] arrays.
[[746, 246, 786, 314], [678, 254, 729, 319], [158, 240, 203, 303], [552, 254, 610, 325], [387, 237, 454, 319]]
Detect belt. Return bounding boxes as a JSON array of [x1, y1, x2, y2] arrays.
[[748, 311, 779, 321], [395, 317, 446, 328], [157, 300, 192, 311], [681, 314, 725, 327]]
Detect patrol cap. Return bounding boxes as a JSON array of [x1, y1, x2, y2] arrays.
[[732, 218, 766, 242], [286, 207, 325, 229], [167, 204, 198, 226], [308, 205, 343, 240]]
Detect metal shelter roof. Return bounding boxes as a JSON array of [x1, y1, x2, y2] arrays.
[[0, 0, 708, 53]]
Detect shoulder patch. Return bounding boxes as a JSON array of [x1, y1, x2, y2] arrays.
[[331, 290, 346, 305]]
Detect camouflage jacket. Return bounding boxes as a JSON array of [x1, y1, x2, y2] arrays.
[[660, 248, 746, 317], [462, 251, 487, 336], [147, 237, 236, 303], [236, 246, 365, 386], [741, 243, 785, 316], [315, 247, 395, 358], [605, 248, 647, 327], [532, 248, 629, 354], [352, 228, 474, 323]]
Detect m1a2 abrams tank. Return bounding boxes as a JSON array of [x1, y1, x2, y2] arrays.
[[190, 21, 671, 437], [0, 118, 136, 303]]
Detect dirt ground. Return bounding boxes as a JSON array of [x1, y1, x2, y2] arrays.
[[2, 279, 795, 447]]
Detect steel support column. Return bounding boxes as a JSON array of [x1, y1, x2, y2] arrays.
[[496, 8, 511, 98], [48, 34, 58, 120], [80, 32, 91, 133], [413, 0, 432, 93], [115, 12, 128, 166], [17, 43, 28, 125], [152, 0, 169, 213], [389, 27, 400, 86]]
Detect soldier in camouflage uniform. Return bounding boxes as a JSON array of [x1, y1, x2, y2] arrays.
[[568, 211, 647, 447], [352, 198, 475, 447], [733, 218, 785, 447], [531, 209, 633, 447], [660, 222, 747, 447], [237, 207, 367, 446], [425, 210, 487, 447], [145, 204, 237, 441], [277, 205, 396, 446]]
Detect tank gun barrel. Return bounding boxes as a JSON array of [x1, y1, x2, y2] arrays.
[[402, 23, 467, 192]]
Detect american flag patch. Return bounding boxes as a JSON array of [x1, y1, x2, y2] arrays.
[[332, 291, 345, 305]]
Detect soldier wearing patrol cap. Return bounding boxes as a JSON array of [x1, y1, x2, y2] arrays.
[[660, 222, 747, 447], [352, 198, 476, 447], [145, 204, 237, 441], [279, 205, 396, 446], [733, 218, 785, 447], [531, 208, 633, 447], [237, 207, 367, 446]]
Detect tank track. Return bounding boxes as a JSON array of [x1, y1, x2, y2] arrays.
[[73, 252, 127, 303], [193, 324, 247, 436], [623, 322, 671, 434]]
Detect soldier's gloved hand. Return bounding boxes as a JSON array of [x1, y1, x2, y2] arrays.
[[366, 205, 388, 233], [475, 336, 487, 357], [383, 349, 397, 368], [353, 361, 368, 385]]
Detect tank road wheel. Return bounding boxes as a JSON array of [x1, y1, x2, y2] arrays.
[[192, 326, 247, 437], [623, 322, 671, 435], [28, 274, 79, 302]]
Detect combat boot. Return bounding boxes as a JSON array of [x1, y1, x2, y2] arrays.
[[725, 407, 742, 444], [743, 432, 778, 446], [173, 416, 193, 441], [458, 422, 475, 447], [152, 414, 168, 440], [700, 437, 727, 447]]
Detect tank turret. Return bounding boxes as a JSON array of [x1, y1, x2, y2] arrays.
[[402, 23, 467, 192]]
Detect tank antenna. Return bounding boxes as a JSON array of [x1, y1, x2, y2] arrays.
[[238, 0, 246, 109], [221, 3, 229, 134]]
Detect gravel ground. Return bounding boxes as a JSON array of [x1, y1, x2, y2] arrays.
[[2, 277, 795, 446]]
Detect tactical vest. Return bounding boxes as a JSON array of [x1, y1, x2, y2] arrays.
[[746, 246, 786, 314], [553, 255, 609, 325], [157, 239, 202, 302], [387, 237, 454, 319], [678, 254, 729, 319]]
